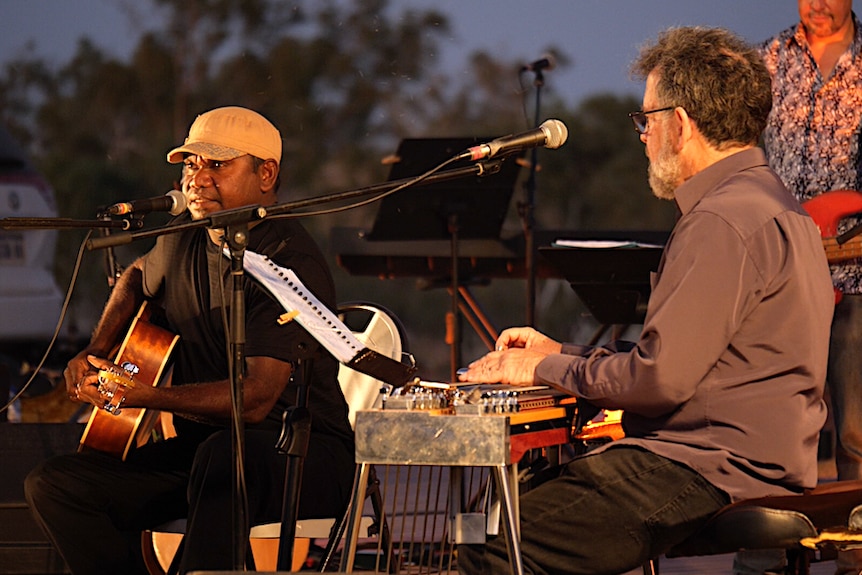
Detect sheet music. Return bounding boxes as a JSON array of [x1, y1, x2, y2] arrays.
[[553, 239, 664, 249], [232, 248, 364, 364]]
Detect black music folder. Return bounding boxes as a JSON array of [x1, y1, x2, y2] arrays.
[[540, 232, 667, 325], [368, 137, 523, 241]]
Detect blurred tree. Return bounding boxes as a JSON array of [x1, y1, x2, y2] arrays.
[[0, 0, 672, 379]]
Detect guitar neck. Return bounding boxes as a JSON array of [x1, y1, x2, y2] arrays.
[[824, 235, 862, 264]]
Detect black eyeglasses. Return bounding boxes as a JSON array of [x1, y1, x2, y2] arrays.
[[628, 106, 675, 135]]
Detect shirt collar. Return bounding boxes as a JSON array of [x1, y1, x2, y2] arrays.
[[674, 148, 769, 216]]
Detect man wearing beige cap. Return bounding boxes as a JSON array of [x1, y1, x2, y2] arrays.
[[25, 106, 355, 574]]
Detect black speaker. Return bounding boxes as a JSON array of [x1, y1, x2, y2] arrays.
[[0, 422, 82, 574]]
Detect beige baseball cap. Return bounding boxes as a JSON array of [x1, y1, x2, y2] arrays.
[[167, 106, 282, 165]]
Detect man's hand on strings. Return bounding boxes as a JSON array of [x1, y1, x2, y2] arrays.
[[64, 354, 140, 410], [457, 327, 562, 385], [64, 351, 102, 404], [457, 347, 549, 386]]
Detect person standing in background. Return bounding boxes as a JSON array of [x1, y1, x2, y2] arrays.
[[735, 3, 862, 573], [762, 0, 862, 501]]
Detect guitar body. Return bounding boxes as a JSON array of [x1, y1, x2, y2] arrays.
[[78, 302, 179, 460], [802, 189, 862, 264]]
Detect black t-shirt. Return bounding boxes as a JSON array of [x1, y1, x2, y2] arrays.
[[141, 215, 353, 445]]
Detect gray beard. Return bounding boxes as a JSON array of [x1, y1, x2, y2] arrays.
[[648, 137, 681, 201]]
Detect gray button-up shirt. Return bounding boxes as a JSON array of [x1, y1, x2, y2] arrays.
[[537, 148, 834, 501]]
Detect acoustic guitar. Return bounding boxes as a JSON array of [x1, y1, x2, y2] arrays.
[[78, 301, 179, 460]]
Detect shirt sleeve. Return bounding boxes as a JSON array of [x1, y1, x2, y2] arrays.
[[536, 211, 766, 418]]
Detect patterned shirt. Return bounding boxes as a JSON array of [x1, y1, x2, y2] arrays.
[[760, 15, 862, 294]]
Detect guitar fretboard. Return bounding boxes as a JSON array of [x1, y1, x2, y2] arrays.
[[823, 236, 862, 264]]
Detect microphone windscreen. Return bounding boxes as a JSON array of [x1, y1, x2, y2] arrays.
[[166, 189, 188, 216], [541, 119, 568, 149]]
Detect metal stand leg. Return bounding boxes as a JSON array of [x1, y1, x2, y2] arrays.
[[320, 464, 391, 572], [274, 358, 314, 571], [274, 404, 311, 570], [344, 462, 372, 573], [493, 465, 524, 575]]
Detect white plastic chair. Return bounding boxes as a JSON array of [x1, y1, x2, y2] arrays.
[[334, 302, 407, 427]]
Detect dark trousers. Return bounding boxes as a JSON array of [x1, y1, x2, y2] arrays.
[[457, 445, 729, 575], [24, 427, 354, 574], [829, 293, 862, 481]]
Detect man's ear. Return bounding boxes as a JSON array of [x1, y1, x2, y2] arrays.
[[259, 159, 279, 193], [673, 106, 694, 151]]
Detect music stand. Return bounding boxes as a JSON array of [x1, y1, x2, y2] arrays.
[[369, 138, 522, 377], [369, 137, 521, 241], [539, 232, 666, 326]]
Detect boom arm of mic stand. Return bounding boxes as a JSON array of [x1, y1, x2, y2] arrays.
[[85, 159, 507, 251], [0, 217, 133, 230], [263, 158, 506, 218], [85, 205, 267, 250]]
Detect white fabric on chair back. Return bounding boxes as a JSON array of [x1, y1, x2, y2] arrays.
[[336, 302, 406, 428]]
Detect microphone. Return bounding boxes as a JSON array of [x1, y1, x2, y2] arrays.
[[521, 54, 555, 72], [458, 119, 568, 162], [105, 190, 188, 216]]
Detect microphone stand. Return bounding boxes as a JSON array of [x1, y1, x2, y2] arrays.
[[101, 224, 123, 288], [521, 67, 546, 327], [98, 211, 145, 288], [2, 156, 507, 570], [225, 221, 250, 569]]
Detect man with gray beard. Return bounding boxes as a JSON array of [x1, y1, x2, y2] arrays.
[[456, 26, 834, 575]]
